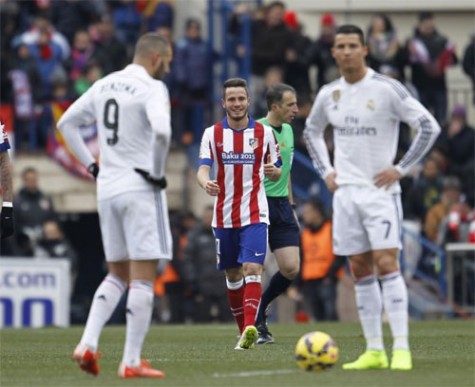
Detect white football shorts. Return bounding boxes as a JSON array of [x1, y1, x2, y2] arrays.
[[98, 189, 172, 261], [332, 185, 402, 256]]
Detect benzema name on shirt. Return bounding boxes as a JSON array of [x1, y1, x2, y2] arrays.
[[100, 82, 137, 95]]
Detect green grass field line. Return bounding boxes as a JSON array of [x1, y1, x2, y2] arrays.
[[1, 320, 474, 387]]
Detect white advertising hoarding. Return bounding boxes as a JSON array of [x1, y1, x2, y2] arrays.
[[0, 258, 70, 328]]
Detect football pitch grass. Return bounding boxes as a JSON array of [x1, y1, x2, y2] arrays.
[[1, 320, 474, 387]]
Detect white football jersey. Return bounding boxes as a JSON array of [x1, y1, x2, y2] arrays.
[[304, 68, 440, 193], [58, 64, 171, 200], [199, 117, 282, 228]]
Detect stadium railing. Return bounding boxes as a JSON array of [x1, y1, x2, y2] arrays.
[[401, 227, 447, 296], [444, 243, 475, 314]]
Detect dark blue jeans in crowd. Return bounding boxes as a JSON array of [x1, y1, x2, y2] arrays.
[[418, 89, 448, 125], [302, 278, 338, 321]]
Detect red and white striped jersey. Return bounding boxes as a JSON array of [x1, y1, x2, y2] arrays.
[[199, 116, 282, 228]]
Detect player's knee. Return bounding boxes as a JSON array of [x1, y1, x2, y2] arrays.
[[276, 252, 300, 279], [281, 265, 299, 280], [107, 263, 129, 283], [376, 255, 399, 275], [243, 262, 263, 276], [349, 261, 373, 279], [225, 267, 243, 282]]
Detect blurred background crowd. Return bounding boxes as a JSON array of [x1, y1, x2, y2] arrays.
[[0, 0, 473, 324]]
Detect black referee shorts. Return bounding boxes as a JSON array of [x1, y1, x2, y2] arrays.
[[267, 196, 300, 252]]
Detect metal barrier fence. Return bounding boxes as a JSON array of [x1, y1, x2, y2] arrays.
[[445, 243, 475, 314], [400, 228, 474, 316], [401, 227, 446, 294]]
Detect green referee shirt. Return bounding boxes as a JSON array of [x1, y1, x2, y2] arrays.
[[258, 117, 294, 197]]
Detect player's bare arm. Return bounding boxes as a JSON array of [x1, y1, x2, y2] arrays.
[[0, 151, 13, 201], [264, 155, 282, 182], [324, 171, 338, 192], [374, 166, 403, 189], [197, 165, 220, 196]]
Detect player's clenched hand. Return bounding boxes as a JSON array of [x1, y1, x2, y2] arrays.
[[264, 155, 280, 182], [374, 166, 402, 189], [88, 162, 99, 179], [134, 168, 167, 189], [205, 180, 220, 196], [324, 172, 338, 192], [1, 205, 14, 239]]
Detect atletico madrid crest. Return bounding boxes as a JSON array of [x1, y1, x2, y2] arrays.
[[249, 138, 259, 149]]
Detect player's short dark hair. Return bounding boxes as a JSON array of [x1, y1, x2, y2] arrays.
[[335, 24, 365, 45], [134, 32, 170, 58], [223, 78, 248, 97], [265, 83, 296, 110]]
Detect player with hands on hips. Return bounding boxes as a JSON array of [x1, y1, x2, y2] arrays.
[[304, 24, 440, 371]]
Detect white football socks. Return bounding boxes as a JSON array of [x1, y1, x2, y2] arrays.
[[80, 273, 127, 351], [354, 275, 384, 351], [122, 280, 155, 367], [380, 271, 409, 350]]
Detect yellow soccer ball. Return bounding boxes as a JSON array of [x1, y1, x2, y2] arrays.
[[295, 331, 339, 371]]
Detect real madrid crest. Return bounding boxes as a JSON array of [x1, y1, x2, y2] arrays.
[[366, 99, 375, 111], [332, 90, 341, 103]]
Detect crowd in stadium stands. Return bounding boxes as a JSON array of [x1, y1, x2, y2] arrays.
[[1, 0, 474, 320], [230, 2, 474, 277]]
